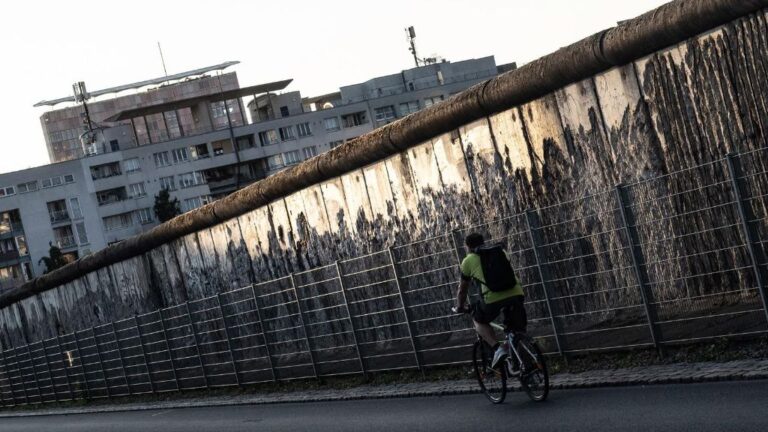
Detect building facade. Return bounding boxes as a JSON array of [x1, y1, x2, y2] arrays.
[[0, 56, 508, 292]]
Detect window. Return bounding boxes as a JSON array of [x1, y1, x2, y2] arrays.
[[399, 100, 420, 116], [179, 171, 206, 188], [153, 151, 171, 167], [42, 178, 52, 188], [63, 174, 75, 183], [17, 181, 37, 193], [123, 158, 140, 173], [280, 106, 290, 117], [110, 140, 120, 152], [283, 150, 301, 166], [75, 222, 88, 245], [182, 196, 212, 212], [137, 208, 153, 225], [266, 154, 284, 170], [190, 144, 209, 159], [296, 122, 312, 137], [212, 140, 229, 156], [159, 176, 175, 191], [0, 186, 15, 197], [303, 146, 318, 159], [279, 126, 295, 141], [258, 130, 279, 146], [423, 95, 444, 107], [324, 117, 340, 131], [172, 147, 189, 164], [128, 182, 146, 198], [341, 112, 368, 128], [211, 101, 228, 118], [69, 198, 82, 219], [329, 140, 344, 149], [374, 106, 396, 123], [51, 176, 63, 186], [103, 213, 133, 231]]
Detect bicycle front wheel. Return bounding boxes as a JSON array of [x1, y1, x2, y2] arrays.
[[472, 340, 506, 404], [517, 337, 549, 402]]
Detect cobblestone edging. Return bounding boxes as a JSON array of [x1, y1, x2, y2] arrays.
[[1, 359, 767, 418]]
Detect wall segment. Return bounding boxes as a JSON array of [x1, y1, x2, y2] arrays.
[[2, 1, 768, 348]]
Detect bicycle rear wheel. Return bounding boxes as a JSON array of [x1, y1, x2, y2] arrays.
[[517, 337, 549, 401], [472, 340, 506, 404]]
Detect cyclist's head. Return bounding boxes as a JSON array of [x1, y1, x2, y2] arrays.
[[465, 233, 484, 250]]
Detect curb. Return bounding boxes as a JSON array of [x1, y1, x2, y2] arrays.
[[1, 366, 766, 418]]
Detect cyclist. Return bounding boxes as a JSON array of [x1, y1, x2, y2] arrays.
[[454, 232, 527, 369]]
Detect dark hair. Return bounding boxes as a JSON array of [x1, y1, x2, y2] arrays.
[[465, 233, 484, 249]]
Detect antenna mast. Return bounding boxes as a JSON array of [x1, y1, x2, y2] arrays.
[[158, 42, 169, 79], [405, 26, 420, 67]]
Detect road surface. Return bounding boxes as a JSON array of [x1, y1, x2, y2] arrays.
[[1, 380, 766, 431]]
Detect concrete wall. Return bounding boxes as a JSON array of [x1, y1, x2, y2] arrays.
[[2, 6, 768, 348]]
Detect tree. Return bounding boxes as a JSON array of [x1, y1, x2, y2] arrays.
[[38, 242, 67, 274], [154, 188, 181, 222]]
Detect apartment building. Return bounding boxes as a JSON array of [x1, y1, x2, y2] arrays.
[[0, 56, 509, 291]]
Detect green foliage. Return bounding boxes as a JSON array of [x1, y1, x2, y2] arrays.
[[153, 188, 181, 223], [38, 242, 67, 274]]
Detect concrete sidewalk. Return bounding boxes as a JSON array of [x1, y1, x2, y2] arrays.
[[1, 359, 767, 418]]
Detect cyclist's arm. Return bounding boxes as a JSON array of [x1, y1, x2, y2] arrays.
[[455, 278, 470, 310]]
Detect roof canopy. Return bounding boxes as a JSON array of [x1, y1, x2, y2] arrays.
[[34, 61, 241, 107], [103, 79, 293, 122]]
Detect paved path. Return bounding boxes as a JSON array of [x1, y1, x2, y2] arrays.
[[1, 381, 767, 432], [2, 358, 767, 418]]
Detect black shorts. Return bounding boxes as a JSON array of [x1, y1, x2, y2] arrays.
[[472, 295, 527, 332]]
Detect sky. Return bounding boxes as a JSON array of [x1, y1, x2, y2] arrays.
[[0, 0, 668, 174]]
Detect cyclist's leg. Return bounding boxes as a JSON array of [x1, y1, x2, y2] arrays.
[[472, 300, 501, 346], [503, 295, 527, 335]]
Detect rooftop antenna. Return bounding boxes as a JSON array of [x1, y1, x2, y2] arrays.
[[157, 42, 169, 81], [405, 26, 420, 67]]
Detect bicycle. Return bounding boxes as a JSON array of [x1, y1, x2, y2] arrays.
[[452, 305, 549, 404]]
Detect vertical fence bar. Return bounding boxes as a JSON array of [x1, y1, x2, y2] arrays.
[[56, 334, 74, 400], [289, 274, 318, 379], [727, 153, 768, 323], [450, 229, 464, 264], [0, 348, 14, 407], [185, 301, 209, 389], [91, 328, 110, 399], [616, 184, 663, 353], [250, 285, 277, 382], [40, 340, 58, 402], [387, 247, 423, 376], [25, 344, 42, 403], [525, 209, 566, 357], [157, 309, 180, 392], [12, 348, 29, 405], [0, 349, 8, 407], [110, 322, 130, 395], [215, 293, 241, 387], [133, 316, 154, 393], [334, 262, 366, 376], [72, 331, 90, 399]]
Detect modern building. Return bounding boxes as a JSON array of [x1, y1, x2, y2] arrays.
[[0, 56, 511, 292]]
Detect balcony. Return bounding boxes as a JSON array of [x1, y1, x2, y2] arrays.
[[91, 162, 123, 181], [97, 187, 128, 207], [49, 209, 71, 224], [0, 221, 23, 238], [55, 235, 76, 249], [0, 249, 19, 263]]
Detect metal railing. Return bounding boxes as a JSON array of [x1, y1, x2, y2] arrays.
[[2, 148, 768, 407]]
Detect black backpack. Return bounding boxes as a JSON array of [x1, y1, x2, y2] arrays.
[[475, 243, 517, 292]]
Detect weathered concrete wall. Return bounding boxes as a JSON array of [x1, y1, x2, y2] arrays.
[[2, 2, 768, 348]]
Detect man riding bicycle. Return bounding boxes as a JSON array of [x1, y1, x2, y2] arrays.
[[454, 233, 527, 370]]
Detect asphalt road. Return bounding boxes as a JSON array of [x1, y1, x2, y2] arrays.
[[1, 380, 766, 432]]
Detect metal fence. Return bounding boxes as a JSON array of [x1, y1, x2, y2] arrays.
[[2, 148, 768, 407]]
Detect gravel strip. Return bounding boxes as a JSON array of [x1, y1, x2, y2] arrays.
[[1, 359, 767, 418]]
